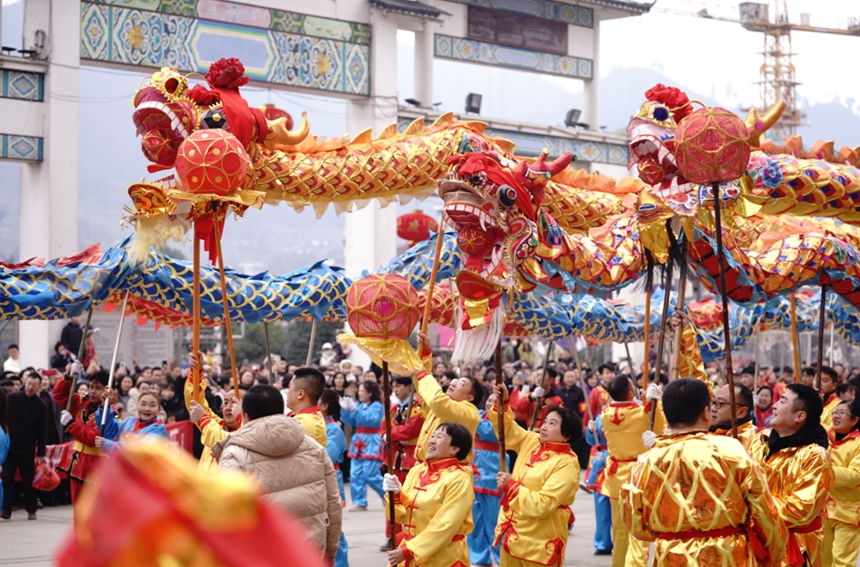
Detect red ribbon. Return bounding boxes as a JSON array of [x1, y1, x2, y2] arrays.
[[786, 517, 822, 566]]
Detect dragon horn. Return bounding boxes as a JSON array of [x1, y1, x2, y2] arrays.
[[265, 111, 310, 148], [745, 101, 785, 147], [514, 159, 529, 178], [530, 151, 575, 178]]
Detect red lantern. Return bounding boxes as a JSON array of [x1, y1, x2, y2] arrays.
[[175, 130, 250, 195], [347, 274, 420, 340], [675, 107, 750, 183], [397, 210, 438, 245], [262, 103, 293, 131]]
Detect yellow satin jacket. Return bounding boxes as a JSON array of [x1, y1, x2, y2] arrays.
[[488, 402, 580, 566], [825, 428, 860, 527], [623, 431, 787, 567], [183, 378, 240, 473], [412, 371, 479, 463], [386, 457, 474, 567]]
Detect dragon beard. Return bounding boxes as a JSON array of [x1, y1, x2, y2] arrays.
[[450, 303, 505, 366]]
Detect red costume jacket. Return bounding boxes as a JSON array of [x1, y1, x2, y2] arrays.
[[52, 378, 112, 483]]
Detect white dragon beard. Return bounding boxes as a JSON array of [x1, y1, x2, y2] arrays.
[[450, 304, 504, 366]]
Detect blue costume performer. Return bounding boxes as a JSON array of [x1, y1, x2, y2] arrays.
[[325, 414, 350, 567], [584, 414, 612, 554], [96, 411, 167, 453], [340, 381, 386, 509], [468, 410, 508, 566]]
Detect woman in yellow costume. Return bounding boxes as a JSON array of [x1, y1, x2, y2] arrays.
[[382, 422, 475, 567], [490, 383, 582, 567], [823, 400, 860, 567]]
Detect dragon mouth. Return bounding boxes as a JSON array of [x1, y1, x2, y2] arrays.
[[133, 100, 193, 167], [440, 180, 507, 281], [630, 133, 691, 200]]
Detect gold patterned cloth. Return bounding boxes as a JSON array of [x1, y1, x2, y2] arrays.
[[676, 322, 709, 383], [711, 419, 757, 451], [487, 402, 580, 566], [385, 457, 474, 567], [622, 431, 788, 567], [747, 430, 834, 567]]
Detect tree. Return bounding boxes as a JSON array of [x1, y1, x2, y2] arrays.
[[282, 321, 342, 365], [233, 322, 285, 366]]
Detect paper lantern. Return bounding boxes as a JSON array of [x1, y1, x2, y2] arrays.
[[262, 104, 293, 131], [675, 107, 750, 184], [175, 130, 250, 196], [397, 210, 438, 244], [347, 274, 420, 340]]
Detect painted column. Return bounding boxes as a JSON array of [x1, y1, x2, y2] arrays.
[[414, 19, 435, 108], [18, 0, 81, 369], [582, 18, 600, 131]]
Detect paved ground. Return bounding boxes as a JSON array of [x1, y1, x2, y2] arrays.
[[0, 484, 613, 566]]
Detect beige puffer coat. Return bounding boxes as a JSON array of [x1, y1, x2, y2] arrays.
[[212, 414, 342, 557]]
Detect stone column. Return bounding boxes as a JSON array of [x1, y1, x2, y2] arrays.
[[414, 19, 435, 108], [582, 19, 600, 131]]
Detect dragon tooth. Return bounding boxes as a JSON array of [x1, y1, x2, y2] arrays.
[[479, 214, 486, 232]]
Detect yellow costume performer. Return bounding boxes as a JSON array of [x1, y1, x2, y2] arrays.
[[413, 371, 479, 463], [624, 431, 788, 567], [601, 397, 664, 567], [820, 392, 841, 431], [184, 379, 241, 472], [748, 429, 834, 567], [710, 419, 756, 449], [294, 405, 327, 447], [488, 401, 580, 567], [822, 427, 860, 567], [385, 457, 474, 567]]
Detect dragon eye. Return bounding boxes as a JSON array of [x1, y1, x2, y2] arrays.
[[469, 173, 485, 187], [653, 106, 670, 121], [498, 185, 517, 208]]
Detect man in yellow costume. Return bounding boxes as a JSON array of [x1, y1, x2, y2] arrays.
[[748, 383, 834, 567], [599, 374, 664, 567], [382, 422, 475, 567], [286, 367, 328, 447], [412, 370, 480, 463], [623, 378, 788, 567], [185, 357, 242, 473], [710, 383, 757, 449]]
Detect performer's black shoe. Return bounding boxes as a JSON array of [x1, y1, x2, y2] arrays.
[[380, 542, 392, 552], [594, 549, 612, 555], [27, 512, 36, 520]]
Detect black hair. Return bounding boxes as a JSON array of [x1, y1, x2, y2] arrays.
[[436, 422, 473, 461], [54, 341, 65, 354], [741, 366, 756, 376], [319, 388, 341, 421], [735, 384, 754, 414], [598, 364, 614, 374], [469, 379, 486, 409], [90, 370, 110, 387], [757, 385, 773, 397], [253, 376, 270, 386], [543, 404, 583, 445], [607, 374, 633, 402], [292, 367, 326, 404], [818, 365, 838, 382], [137, 391, 162, 408], [7, 344, 17, 351], [782, 366, 793, 374], [242, 385, 285, 420], [443, 370, 458, 382], [785, 383, 823, 427], [360, 380, 381, 404], [801, 366, 816, 377], [392, 376, 413, 387], [836, 383, 856, 398], [663, 378, 711, 427], [545, 368, 558, 380]]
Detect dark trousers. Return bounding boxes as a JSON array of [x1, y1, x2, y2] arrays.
[[2, 452, 37, 514]]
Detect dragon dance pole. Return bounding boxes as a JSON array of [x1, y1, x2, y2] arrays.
[[670, 259, 688, 381], [816, 285, 827, 393], [528, 341, 554, 431], [306, 319, 318, 367], [571, 337, 593, 422], [213, 214, 240, 396], [649, 261, 673, 431], [830, 324, 834, 367], [712, 182, 739, 439], [642, 277, 653, 391], [790, 295, 801, 383], [382, 360, 397, 548], [494, 340, 506, 472], [192, 234, 202, 404], [67, 309, 93, 412], [264, 321, 274, 382], [419, 222, 446, 358], [99, 290, 130, 435]]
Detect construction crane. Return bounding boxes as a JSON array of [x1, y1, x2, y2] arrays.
[[658, 1, 860, 140]]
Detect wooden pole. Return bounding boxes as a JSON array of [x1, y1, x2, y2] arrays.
[[790, 294, 801, 383], [306, 319, 318, 367], [99, 291, 130, 435], [711, 182, 738, 439], [642, 278, 653, 391], [649, 261, 674, 430], [213, 215, 240, 396], [382, 361, 397, 548], [829, 324, 834, 367], [753, 328, 761, 382], [528, 341, 554, 431], [571, 337, 593, 422], [816, 285, 826, 393], [494, 340, 506, 472], [419, 222, 446, 358], [670, 253, 688, 381], [67, 310, 93, 412], [264, 322, 274, 382], [192, 234, 202, 404]]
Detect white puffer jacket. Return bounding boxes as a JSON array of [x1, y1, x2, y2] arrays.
[[212, 414, 342, 557]]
